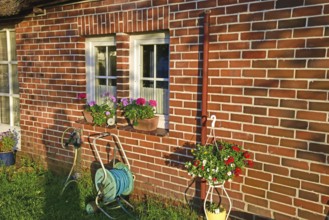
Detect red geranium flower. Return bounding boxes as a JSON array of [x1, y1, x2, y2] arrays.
[[194, 160, 200, 166], [243, 151, 250, 158], [232, 145, 240, 152], [225, 156, 234, 165], [247, 160, 254, 167], [234, 167, 242, 177]]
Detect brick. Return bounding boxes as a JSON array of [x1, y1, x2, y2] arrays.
[[310, 163, 329, 175], [297, 111, 327, 121], [281, 119, 308, 129], [256, 153, 280, 165], [298, 209, 326, 220], [294, 27, 324, 38], [279, 18, 306, 29], [282, 158, 310, 170], [296, 49, 326, 58], [307, 38, 329, 48], [293, 6, 323, 17], [273, 175, 300, 188], [310, 102, 329, 111], [281, 138, 308, 150], [269, 108, 295, 118], [291, 170, 319, 182], [270, 183, 297, 197], [309, 81, 329, 90], [265, 9, 291, 20], [302, 182, 329, 195], [309, 15, 329, 26], [268, 69, 294, 78], [299, 190, 319, 202], [242, 185, 266, 197], [309, 142, 329, 154], [276, 0, 303, 8], [268, 127, 294, 138], [244, 106, 267, 115], [267, 191, 293, 205], [297, 91, 326, 100], [280, 99, 307, 109], [297, 150, 326, 163], [270, 201, 296, 215], [309, 122, 329, 133], [294, 198, 323, 213], [255, 98, 278, 107], [268, 49, 294, 58], [245, 195, 268, 207], [252, 21, 277, 31], [254, 116, 279, 126]]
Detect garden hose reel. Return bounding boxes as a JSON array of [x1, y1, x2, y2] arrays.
[[86, 132, 135, 219]]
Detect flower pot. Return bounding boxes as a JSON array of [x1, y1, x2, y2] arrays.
[[0, 151, 15, 166], [133, 116, 159, 131], [205, 208, 226, 220], [82, 110, 93, 123]]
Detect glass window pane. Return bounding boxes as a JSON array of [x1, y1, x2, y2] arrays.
[[142, 45, 154, 78], [156, 44, 169, 78], [95, 46, 106, 77], [0, 31, 7, 61], [13, 97, 20, 126], [156, 81, 169, 115], [0, 96, 9, 124], [0, 65, 9, 93], [108, 46, 116, 77], [12, 64, 19, 94], [10, 31, 16, 61]]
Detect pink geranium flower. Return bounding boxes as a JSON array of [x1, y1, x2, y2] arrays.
[[149, 100, 157, 107], [136, 98, 146, 105]]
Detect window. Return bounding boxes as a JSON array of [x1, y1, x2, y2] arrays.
[[0, 29, 19, 128], [86, 37, 117, 103], [130, 33, 169, 129]]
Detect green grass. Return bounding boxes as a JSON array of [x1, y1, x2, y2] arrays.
[[0, 158, 200, 220]]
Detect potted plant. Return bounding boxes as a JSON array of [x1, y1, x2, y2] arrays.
[[185, 140, 253, 220], [0, 129, 19, 166], [185, 140, 253, 185], [79, 92, 117, 126], [119, 97, 158, 131], [205, 201, 226, 220]]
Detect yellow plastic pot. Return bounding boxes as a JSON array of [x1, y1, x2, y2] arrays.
[[205, 208, 226, 220]]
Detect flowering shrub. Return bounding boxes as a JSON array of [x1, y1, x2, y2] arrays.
[[0, 129, 19, 152], [185, 140, 253, 185], [79, 92, 117, 126], [119, 97, 157, 125]]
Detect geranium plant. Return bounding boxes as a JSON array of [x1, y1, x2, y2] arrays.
[[83, 92, 117, 126], [119, 97, 157, 126], [0, 129, 19, 152], [185, 140, 253, 185]]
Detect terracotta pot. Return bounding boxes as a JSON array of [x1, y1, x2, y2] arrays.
[[205, 208, 226, 220], [82, 110, 93, 123], [133, 116, 159, 131]]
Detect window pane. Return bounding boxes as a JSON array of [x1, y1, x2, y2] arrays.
[[0, 65, 9, 93], [95, 46, 106, 77], [108, 46, 116, 77], [0, 96, 9, 124], [13, 97, 20, 126], [0, 31, 7, 61], [12, 64, 19, 94], [156, 81, 169, 115], [10, 31, 16, 61], [142, 45, 154, 78], [156, 44, 169, 78]]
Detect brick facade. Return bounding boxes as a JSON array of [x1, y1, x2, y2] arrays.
[[4, 0, 329, 219]]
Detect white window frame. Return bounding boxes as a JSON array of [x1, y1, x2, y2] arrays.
[[0, 29, 19, 132], [130, 33, 170, 129], [85, 36, 116, 102]]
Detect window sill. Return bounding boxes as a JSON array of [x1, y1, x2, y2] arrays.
[[76, 119, 168, 137]]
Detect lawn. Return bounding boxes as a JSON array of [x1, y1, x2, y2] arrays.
[[0, 157, 200, 220]]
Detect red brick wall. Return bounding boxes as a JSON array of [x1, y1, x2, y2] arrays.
[[11, 0, 329, 219]]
